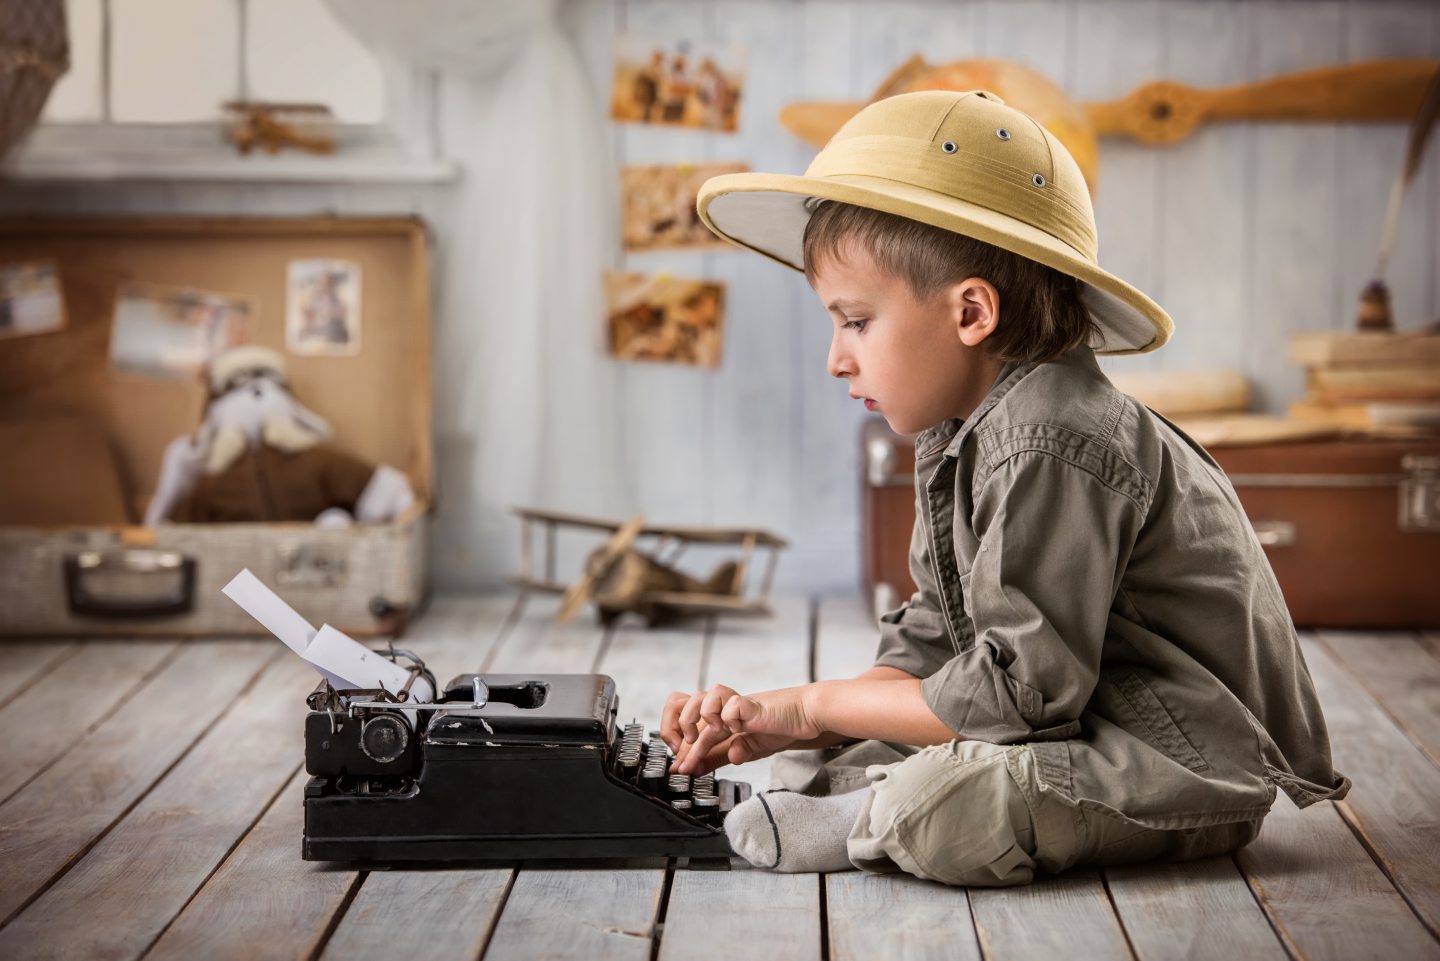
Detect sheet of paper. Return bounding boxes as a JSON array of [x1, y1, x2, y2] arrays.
[[308, 624, 435, 703], [221, 568, 317, 657], [221, 568, 432, 701]]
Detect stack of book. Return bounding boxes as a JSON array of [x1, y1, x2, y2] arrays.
[[1288, 331, 1440, 434]]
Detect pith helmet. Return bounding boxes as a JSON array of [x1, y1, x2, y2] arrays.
[[696, 90, 1172, 354]]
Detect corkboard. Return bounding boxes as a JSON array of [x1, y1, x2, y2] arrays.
[[0, 216, 433, 518]]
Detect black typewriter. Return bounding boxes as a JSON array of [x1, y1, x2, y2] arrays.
[[302, 655, 750, 862]]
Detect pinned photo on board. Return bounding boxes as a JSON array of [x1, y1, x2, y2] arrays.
[[611, 35, 745, 132], [110, 281, 254, 380], [287, 259, 361, 356], [622, 162, 747, 252], [604, 271, 726, 369], [0, 260, 66, 339]]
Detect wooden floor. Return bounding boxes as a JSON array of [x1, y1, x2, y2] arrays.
[[0, 593, 1437, 961]]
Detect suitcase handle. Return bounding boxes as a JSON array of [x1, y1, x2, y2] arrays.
[[63, 549, 197, 618]]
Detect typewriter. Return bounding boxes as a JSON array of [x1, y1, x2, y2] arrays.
[[302, 655, 751, 862]]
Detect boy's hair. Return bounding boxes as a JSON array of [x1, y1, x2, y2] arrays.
[[802, 202, 1098, 364]]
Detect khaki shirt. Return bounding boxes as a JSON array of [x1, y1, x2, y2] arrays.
[[875, 346, 1350, 829]]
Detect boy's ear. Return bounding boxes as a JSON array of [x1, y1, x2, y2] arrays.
[[948, 278, 999, 347]]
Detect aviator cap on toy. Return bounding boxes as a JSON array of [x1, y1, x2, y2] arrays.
[[208, 345, 286, 393], [697, 90, 1173, 355]]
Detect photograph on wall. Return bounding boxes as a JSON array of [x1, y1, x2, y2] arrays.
[[0, 260, 66, 339], [604, 271, 726, 369], [110, 281, 254, 380], [610, 34, 745, 132], [621, 162, 748, 252], [287, 258, 362, 356]]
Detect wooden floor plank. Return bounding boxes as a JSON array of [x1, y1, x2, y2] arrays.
[[320, 867, 513, 961], [1316, 631, 1440, 766], [1237, 794, 1439, 961], [702, 595, 812, 790], [826, 873, 982, 961], [484, 593, 610, 677], [1104, 857, 1288, 961], [1301, 635, 1440, 937], [0, 640, 273, 926], [1417, 632, 1440, 664], [145, 770, 358, 961], [0, 654, 314, 961], [814, 595, 878, 682], [404, 593, 522, 680], [0, 640, 179, 805], [970, 871, 1134, 961], [659, 866, 820, 961], [0, 641, 79, 702], [599, 614, 707, 736], [482, 869, 663, 961]]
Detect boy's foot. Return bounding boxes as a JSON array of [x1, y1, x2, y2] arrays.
[[724, 788, 867, 873]]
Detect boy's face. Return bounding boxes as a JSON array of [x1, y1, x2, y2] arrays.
[[812, 244, 1004, 435]]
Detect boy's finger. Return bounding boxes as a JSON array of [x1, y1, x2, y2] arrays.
[[683, 721, 728, 774], [721, 693, 759, 731], [659, 690, 689, 750], [678, 690, 705, 743], [698, 686, 734, 741]]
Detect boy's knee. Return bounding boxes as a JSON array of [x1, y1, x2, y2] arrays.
[[847, 741, 1058, 887]]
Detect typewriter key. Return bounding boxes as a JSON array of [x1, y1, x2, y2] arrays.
[[671, 799, 693, 810]]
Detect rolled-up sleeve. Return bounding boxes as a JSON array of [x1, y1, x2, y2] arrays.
[[873, 491, 954, 680], [921, 449, 1145, 743]]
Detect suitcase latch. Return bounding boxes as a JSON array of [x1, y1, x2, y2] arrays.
[[1400, 454, 1440, 532]]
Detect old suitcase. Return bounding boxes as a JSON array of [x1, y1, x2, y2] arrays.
[[861, 416, 919, 614], [0, 216, 433, 636], [1208, 437, 1440, 628], [860, 415, 1440, 628]]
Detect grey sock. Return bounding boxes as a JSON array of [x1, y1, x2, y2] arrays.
[[724, 789, 867, 873]]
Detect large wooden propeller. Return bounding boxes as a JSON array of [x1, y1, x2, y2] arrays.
[[780, 56, 1440, 148]]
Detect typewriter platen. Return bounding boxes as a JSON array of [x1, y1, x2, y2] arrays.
[[302, 660, 751, 862]]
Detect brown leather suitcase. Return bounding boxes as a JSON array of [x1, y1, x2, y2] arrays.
[[861, 417, 1440, 628], [1209, 437, 1440, 628], [861, 417, 919, 613]]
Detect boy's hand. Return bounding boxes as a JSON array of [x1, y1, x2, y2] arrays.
[[661, 684, 825, 776]]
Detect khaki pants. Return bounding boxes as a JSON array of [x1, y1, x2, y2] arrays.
[[769, 739, 1264, 887]]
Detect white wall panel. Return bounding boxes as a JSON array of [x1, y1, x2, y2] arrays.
[[110, 0, 239, 122], [41, 0, 105, 122], [245, 0, 385, 124]]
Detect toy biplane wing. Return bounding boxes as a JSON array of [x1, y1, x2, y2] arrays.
[[510, 507, 788, 626]]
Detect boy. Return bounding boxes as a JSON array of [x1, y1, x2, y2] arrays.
[[657, 90, 1349, 886]]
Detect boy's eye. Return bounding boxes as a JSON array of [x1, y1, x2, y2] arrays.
[[842, 318, 869, 332]]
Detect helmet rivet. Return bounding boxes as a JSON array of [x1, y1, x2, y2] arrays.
[[1032, 173, 1047, 187], [996, 128, 1011, 141], [941, 140, 958, 154]]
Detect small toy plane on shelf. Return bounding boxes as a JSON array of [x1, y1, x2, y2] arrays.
[[510, 507, 788, 627]]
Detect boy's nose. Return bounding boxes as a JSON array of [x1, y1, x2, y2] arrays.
[[827, 334, 853, 379]]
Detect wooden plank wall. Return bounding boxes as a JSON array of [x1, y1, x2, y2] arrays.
[[3, 0, 1436, 594]]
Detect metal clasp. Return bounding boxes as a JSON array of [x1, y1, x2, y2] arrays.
[[1400, 454, 1440, 532]]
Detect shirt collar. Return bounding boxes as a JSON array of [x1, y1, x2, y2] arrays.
[[913, 346, 1100, 458]]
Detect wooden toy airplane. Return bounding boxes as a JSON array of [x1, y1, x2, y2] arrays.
[[510, 507, 788, 627]]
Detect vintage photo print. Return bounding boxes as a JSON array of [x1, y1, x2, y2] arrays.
[[0, 260, 66, 339], [604, 271, 726, 369], [287, 259, 362, 356], [110, 281, 254, 380], [621, 162, 747, 252], [610, 35, 745, 132]]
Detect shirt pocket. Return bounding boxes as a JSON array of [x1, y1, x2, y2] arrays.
[[1095, 669, 1211, 773]]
